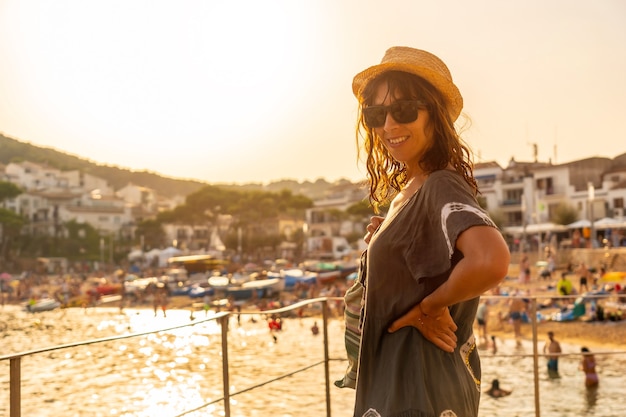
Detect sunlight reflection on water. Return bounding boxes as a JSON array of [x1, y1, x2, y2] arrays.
[[0, 305, 623, 416]]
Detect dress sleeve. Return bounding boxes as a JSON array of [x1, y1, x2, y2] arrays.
[[432, 173, 496, 259], [406, 170, 497, 280]]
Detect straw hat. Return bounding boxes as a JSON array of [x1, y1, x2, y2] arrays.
[[352, 46, 463, 121]]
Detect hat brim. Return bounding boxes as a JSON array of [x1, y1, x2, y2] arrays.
[[352, 62, 463, 122]]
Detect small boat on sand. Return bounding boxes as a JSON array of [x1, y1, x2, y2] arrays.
[[225, 277, 285, 300], [24, 298, 61, 312], [281, 269, 317, 289]]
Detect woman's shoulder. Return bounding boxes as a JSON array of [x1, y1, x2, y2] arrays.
[[422, 169, 476, 205], [425, 169, 472, 192], [427, 168, 462, 182]]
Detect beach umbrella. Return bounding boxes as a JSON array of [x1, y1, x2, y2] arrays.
[[524, 222, 567, 233], [566, 219, 591, 229], [594, 217, 626, 229], [502, 226, 524, 235], [602, 271, 626, 282]]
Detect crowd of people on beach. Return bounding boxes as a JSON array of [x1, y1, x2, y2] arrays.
[[0, 262, 351, 310], [472, 252, 615, 396], [477, 324, 601, 398]]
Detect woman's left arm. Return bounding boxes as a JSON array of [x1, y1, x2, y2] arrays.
[[421, 225, 510, 313], [388, 225, 510, 351]]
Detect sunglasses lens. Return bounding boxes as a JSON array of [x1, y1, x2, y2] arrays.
[[363, 107, 386, 128], [391, 101, 418, 124], [363, 101, 419, 128]]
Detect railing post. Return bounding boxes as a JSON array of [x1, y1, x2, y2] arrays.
[[322, 299, 331, 417], [220, 314, 231, 417], [530, 297, 540, 417], [10, 357, 21, 417]]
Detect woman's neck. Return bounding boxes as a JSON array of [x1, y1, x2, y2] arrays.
[[403, 170, 428, 192]]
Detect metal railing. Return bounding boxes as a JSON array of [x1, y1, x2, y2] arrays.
[[2, 294, 625, 417], [1, 297, 338, 417], [483, 292, 626, 417]]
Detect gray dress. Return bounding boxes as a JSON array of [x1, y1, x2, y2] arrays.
[[353, 170, 496, 417]]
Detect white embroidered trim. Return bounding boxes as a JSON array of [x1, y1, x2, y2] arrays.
[[362, 407, 457, 416], [441, 202, 495, 258]]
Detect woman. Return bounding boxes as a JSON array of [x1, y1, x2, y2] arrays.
[[580, 347, 599, 388], [351, 47, 510, 417]]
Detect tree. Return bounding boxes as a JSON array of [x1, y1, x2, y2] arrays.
[[0, 181, 23, 202], [60, 220, 103, 260], [0, 208, 26, 266], [551, 202, 579, 226], [346, 200, 375, 218], [0, 181, 24, 267], [135, 219, 166, 250], [487, 210, 506, 230]]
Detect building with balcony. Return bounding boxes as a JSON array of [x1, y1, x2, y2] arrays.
[[475, 154, 626, 228], [1, 161, 177, 240]]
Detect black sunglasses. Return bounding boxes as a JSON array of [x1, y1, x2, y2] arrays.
[[362, 99, 425, 128]]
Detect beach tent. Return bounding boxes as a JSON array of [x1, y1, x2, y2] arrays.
[[158, 246, 182, 267], [145, 248, 161, 258], [566, 219, 592, 229], [127, 249, 144, 260]]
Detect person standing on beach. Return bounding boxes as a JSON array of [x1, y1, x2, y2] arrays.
[[577, 262, 590, 294], [546, 250, 556, 278], [519, 253, 531, 284], [153, 283, 168, 317], [350, 46, 510, 417], [543, 331, 562, 378]]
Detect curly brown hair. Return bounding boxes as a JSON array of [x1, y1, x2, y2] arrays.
[[355, 71, 477, 212]]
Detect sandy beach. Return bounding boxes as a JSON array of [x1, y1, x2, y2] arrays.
[[482, 265, 626, 351], [5, 262, 625, 352], [120, 276, 626, 352]]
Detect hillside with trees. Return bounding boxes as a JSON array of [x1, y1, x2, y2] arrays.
[[0, 133, 356, 199]]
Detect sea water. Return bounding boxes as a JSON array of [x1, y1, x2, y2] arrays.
[[0, 305, 623, 416]]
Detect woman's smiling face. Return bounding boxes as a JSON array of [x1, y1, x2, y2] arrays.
[[371, 81, 433, 175]]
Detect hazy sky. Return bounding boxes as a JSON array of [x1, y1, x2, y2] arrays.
[[1, 0, 625, 185]]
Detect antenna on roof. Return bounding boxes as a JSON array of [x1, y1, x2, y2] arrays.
[[527, 142, 538, 162], [553, 126, 558, 164]]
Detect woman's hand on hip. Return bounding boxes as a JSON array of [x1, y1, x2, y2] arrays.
[[387, 304, 458, 352]]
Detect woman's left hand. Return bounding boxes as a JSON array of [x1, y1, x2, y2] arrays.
[[388, 304, 458, 352]]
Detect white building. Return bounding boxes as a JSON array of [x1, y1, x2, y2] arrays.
[[117, 183, 158, 213], [474, 155, 626, 228], [5, 161, 113, 194], [58, 204, 134, 235], [1, 161, 165, 238]]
